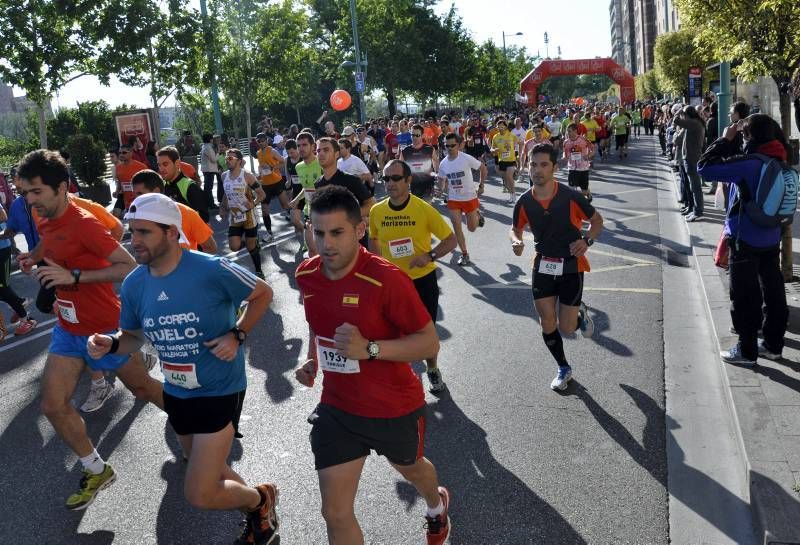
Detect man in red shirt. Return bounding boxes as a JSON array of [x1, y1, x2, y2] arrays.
[[111, 143, 149, 219], [294, 185, 451, 545], [16, 150, 164, 511]]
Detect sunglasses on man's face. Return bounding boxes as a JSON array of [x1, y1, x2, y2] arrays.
[[412, 133, 422, 137], [445, 143, 458, 148], [382, 174, 406, 182]]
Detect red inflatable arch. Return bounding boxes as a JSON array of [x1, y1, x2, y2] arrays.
[[519, 58, 635, 106]]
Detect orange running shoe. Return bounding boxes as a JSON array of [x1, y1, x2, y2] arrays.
[[425, 486, 451, 545]]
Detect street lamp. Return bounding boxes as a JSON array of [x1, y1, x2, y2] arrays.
[[502, 31, 523, 56], [343, 0, 367, 124]]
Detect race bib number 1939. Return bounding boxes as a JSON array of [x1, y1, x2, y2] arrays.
[[316, 336, 360, 374]]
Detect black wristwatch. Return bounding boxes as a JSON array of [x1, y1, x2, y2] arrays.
[[71, 269, 81, 284], [583, 236, 594, 247], [230, 327, 247, 345], [428, 250, 437, 261], [366, 340, 380, 360]]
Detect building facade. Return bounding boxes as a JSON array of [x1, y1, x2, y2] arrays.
[[633, 0, 657, 75], [655, 0, 681, 36], [609, 0, 625, 67], [611, 0, 678, 77]]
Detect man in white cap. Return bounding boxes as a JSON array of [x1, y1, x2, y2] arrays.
[[87, 193, 280, 545]]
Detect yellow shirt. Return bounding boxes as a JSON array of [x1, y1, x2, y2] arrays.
[[491, 132, 518, 162], [369, 195, 453, 280], [525, 127, 551, 141], [580, 118, 600, 142]]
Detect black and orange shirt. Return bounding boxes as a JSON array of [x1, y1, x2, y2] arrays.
[[295, 247, 431, 418], [512, 183, 595, 274]]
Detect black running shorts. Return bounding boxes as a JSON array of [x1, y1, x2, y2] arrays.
[[261, 182, 284, 201], [615, 134, 628, 149], [308, 403, 426, 470], [163, 389, 246, 436], [531, 271, 584, 306], [567, 170, 590, 190], [227, 225, 258, 238], [412, 269, 439, 322], [497, 161, 516, 171]]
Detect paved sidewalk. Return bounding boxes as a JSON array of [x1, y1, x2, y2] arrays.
[[663, 152, 800, 544]]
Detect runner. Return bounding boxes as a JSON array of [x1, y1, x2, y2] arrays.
[[111, 143, 148, 219], [400, 124, 438, 202], [131, 170, 217, 254], [294, 185, 451, 545], [521, 124, 551, 175], [220, 149, 267, 279], [86, 192, 279, 545], [157, 146, 210, 222], [509, 143, 603, 391], [490, 119, 519, 203], [0, 202, 37, 341], [463, 116, 488, 163], [256, 132, 288, 243], [437, 133, 488, 265], [337, 139, 373, 187], [563, 123, 595, 201], [289, 132, 323, 255], [511, 117, 527, 170], [15, 149, 164, 510], [610, 107, 632, 159], [283, 139, 305, 235], [369, 159, 457, 393], [314, 137, 375, 227]]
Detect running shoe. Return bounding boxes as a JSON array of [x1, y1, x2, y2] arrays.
[[261, 233, 274, 244], [65, 464, 116, 510], [550, 365, 573, 391], [10, 297, 32, 324], [478, 211, 485, 228], [720, 344, 756, 366], [14, 318, 37, 336], [457, 253, 470, 266], [686, 212, 703, 222], [758, 340, 782, 361], [425, 486, 451, 545], [577, 302, 594, 338], [427, 368, 446, 394], [234, 483, 279, 545], [80, 380, 115, 413]]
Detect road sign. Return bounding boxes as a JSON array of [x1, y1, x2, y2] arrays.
[[355, 72, 365, 93]]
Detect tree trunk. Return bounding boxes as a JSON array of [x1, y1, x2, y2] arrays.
[[151, 94, 161, 147], [37, 103, 47, 149], [386, 88, 397, 117], [245, 97, 254, 173], [774, 76, 792, 138], [295, 105, 301, 126], [794, 97, 800, 137]]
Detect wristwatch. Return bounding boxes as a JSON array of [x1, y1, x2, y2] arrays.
[[230, 327, 247, 345], [366, 340, 380, 360], [428, 250, 437, 261], [71, 269, 81, 284], [583, 236, 594, 247]]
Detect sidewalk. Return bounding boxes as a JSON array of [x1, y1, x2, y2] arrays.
[[664, 155, 800, 544]]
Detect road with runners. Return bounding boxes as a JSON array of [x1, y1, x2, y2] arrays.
[[0, 136, 753, 544]]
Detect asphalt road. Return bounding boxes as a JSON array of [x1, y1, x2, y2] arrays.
[[1, 138, 673, 545]]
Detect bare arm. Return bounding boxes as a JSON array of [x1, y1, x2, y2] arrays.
[[34, 244, 135, 288], [199, 235, 218, 254], [334, 320, 439, 362]]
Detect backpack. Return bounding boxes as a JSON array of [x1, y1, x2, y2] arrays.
[[742, 153, 798, 227]]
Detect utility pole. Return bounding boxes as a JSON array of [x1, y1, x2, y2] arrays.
[[349, 0, 366, 124], [199, 0, 223, 134]]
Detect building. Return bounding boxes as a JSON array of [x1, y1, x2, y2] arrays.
[[655, 0, 681, 36], [633, 0, 657, 75], [0, 80, 50, 115], [620, 0, 637, 75], [609, 0, 625, 67]]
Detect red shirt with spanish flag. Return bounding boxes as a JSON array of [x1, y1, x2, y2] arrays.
[[295, 246, 430, 418]]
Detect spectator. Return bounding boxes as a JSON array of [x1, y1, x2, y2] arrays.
[[673, 105, 706, 221], [145, 140, 158, 171], [698, 113, 790, 366], [176, 130, 200, 170], [200, 132, 219, 208]]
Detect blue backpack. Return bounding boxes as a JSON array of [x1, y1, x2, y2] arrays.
[[742, 153, 798, 227]]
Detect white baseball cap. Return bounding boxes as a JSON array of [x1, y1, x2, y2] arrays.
[[124, 193, 189, 244]]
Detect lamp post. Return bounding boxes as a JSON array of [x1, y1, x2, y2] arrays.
[[346, 0, 367, 124], [502, 31, 523, 56], [199, 0, 223, 133]]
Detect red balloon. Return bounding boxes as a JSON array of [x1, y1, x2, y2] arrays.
[[330, 89, 352, 111]]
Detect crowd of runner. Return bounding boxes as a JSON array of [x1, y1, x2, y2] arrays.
[[0, 93, 793, 544]]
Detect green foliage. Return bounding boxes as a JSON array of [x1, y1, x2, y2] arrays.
[[653, 29, 713, 97], [539, 75, 615, 103], [635, 70, 664, 100], [0, 136, 27, 169], [66, 134, 108, 186]]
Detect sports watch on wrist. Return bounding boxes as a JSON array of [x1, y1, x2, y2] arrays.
[[230, 327, 247, 345], [71, 269, 81, 284], [428, 250, 437, 261], [583, 236, 594, 247], [366, 340, 380, 360]]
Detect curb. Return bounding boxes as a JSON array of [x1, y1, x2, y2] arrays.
[[666, 162, 800, 545]]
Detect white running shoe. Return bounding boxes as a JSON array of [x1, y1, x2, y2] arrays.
[[261, 233, 274, 244], [550, 365, 572, 391], [80, 380, 115, 413]]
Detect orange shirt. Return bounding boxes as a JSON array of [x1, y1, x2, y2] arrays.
[[423, 125, 441, 147], [116, 160, 148, 209], [177, 202, 213, 250], [33, 195, 119, 235], [180, 161, 198, 181], [38, 202, 122, 335]]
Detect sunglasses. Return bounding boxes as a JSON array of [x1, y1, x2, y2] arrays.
[[382, 174, 406, 182], [445, 144, 458, 148], [412, 133, 422, 137]]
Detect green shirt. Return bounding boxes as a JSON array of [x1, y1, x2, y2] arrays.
[[610, 114, 630, 135], [296, 159, 322, 214]]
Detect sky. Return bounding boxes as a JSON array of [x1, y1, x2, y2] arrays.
[[23, 0, 612, 110]]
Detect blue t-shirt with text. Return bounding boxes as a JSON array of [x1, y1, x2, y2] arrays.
[[120, 250, 257, 398]]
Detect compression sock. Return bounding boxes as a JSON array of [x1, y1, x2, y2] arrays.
[[262, 212, 272, 234], [249, 247, 263, 274], [79, 449, 106, 475], [542, 329, 568, 366]]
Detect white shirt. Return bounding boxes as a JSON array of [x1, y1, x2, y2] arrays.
[[511, 127, 526, 145], [200, 142, 218, 173], [438, 152, 483, 201], [337, 155, 371, 176]]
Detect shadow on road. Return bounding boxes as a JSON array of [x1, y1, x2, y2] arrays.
[[394, 397, 587, 544]]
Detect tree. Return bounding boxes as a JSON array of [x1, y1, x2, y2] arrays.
[[0, 1, 114, 147], [635, 70, 664, 100], [674, 0, 800, 136], [653, 29, 713, 98]]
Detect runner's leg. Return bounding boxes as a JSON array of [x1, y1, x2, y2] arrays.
[[319, 457, 367, 545], [448, 208, 467, 255], [391, 457, 443, 509], [116, 352, 164, 409], [41, 354, 93, 456]]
